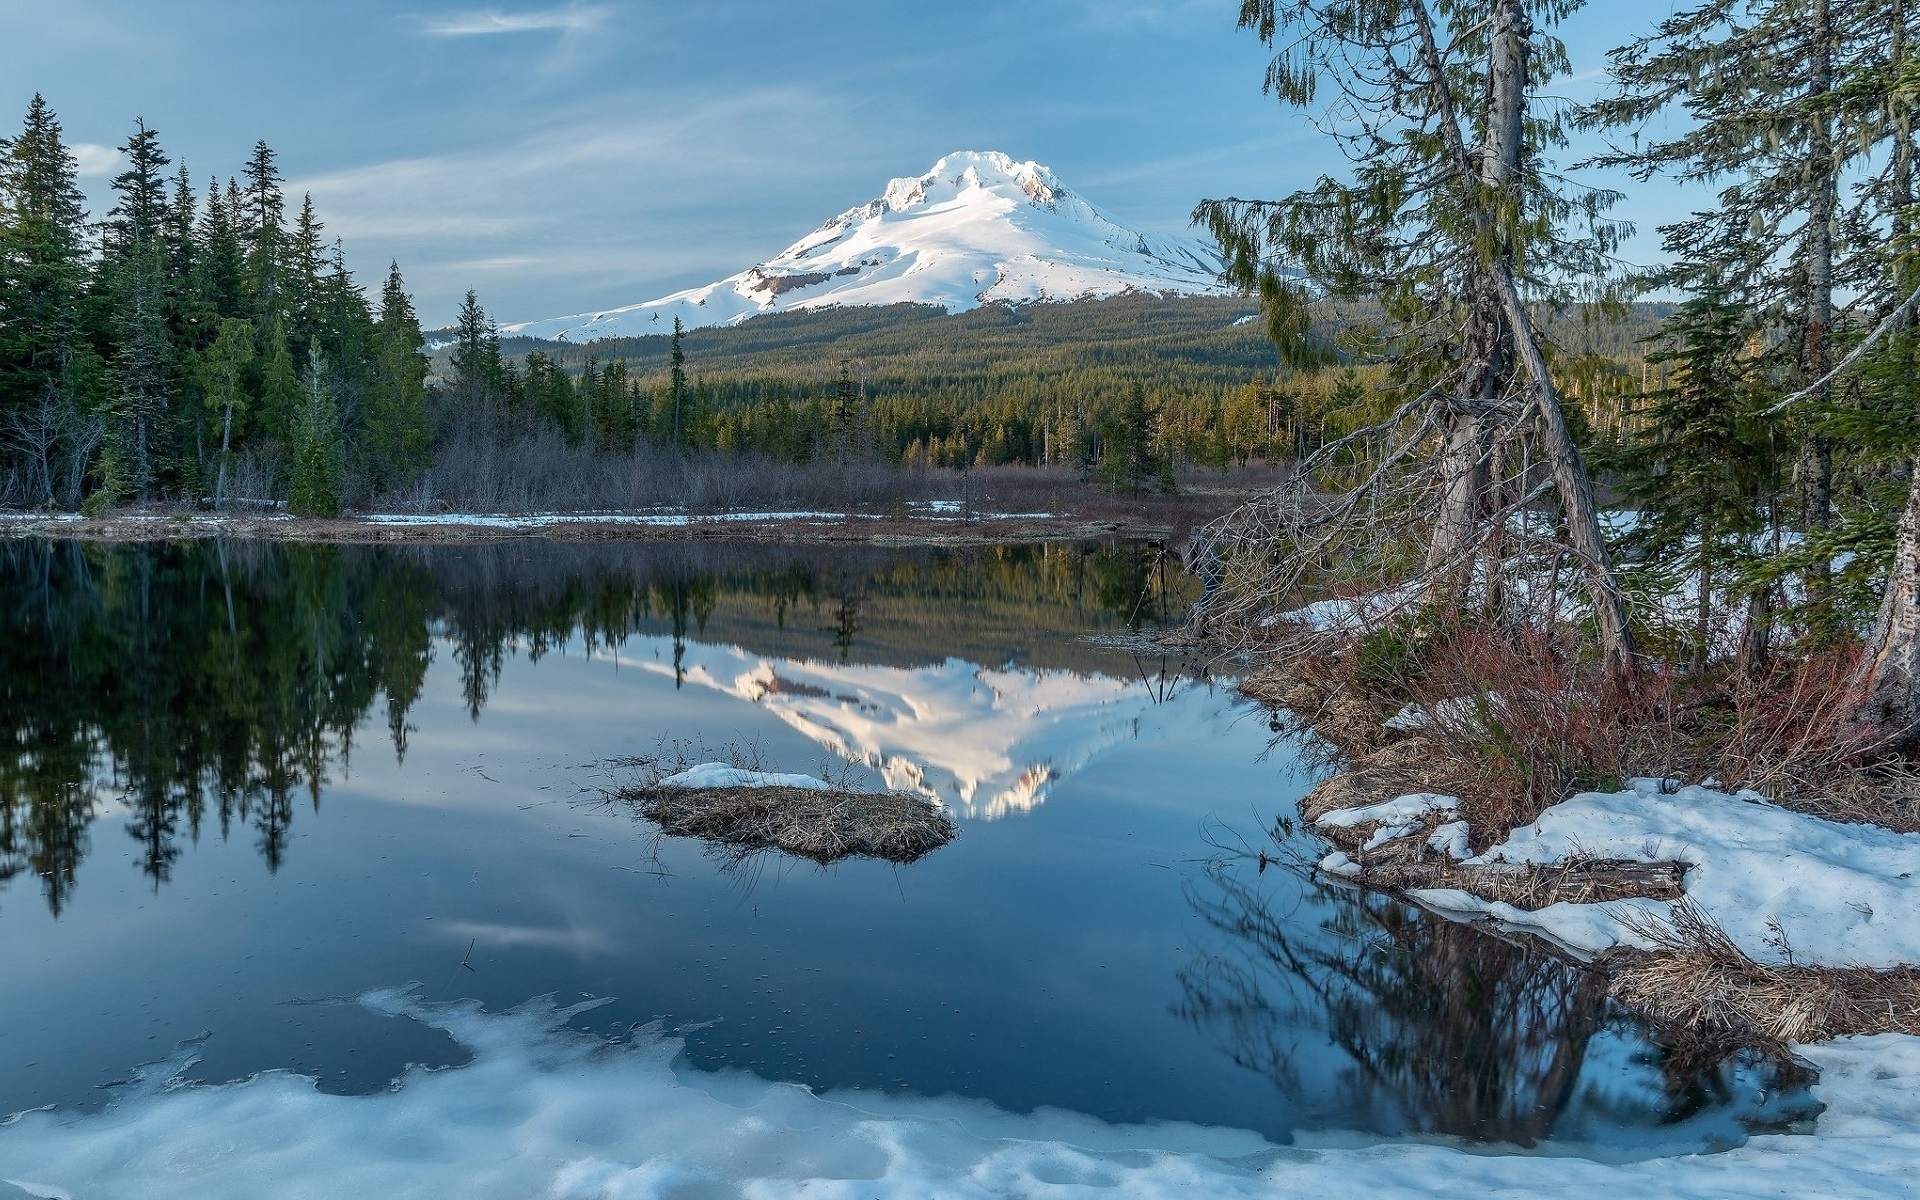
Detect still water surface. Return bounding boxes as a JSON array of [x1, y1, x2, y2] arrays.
[[0, 538, 1812, 1157]]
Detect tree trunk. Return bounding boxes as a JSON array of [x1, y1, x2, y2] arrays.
[[217, 394, 235, 509], [1496, 274, 1638, 683], [1410, 0, 1638, 682], [1695, 546, 1712, 672], [1802, 0, 1836, 596], [1854, 455, 1920, 744]]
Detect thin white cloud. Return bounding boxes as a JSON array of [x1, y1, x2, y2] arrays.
[[70, 142, 123, 178], [415, 4, 611, 37]]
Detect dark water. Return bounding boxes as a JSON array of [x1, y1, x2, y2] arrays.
[[0, 537, 1813, 1156]]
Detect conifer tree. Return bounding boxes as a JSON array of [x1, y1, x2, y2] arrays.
[[0, 95, 98, 504], [828, 361, 862, 462], [1579, 0, 1874, 599], [1606, 283, 1776, 668], [286, 194, 325, 346], [240, 141, 286, 327], [199, 317, 254, 506], [669, 316, 689, 450], [448, 289, 505, 423], [257, 318, 301, 453], [287, 345, 343, 517], [363, 262, 430, 493], [99, 118, 176, 499], [194, 177, 247, 322]]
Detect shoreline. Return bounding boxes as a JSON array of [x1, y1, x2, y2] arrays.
[[0, 509, 1185, 547]]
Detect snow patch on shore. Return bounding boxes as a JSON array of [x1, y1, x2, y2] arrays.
[[1324, 779, 1920, 967], [3, 988, 1919, 1198], [657, 763, 833, 791]]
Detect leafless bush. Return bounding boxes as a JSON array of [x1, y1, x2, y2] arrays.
[[1250, 612, 1920, 842]]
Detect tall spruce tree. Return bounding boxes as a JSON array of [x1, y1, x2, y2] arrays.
[[199, 317, 255, 507], [448, 289, 505, 425], [1606, 283, 1777, 668], [669, 316, 689, 450], [240, 141, 286, 328], [1579, 0, 1890, 605], [0, 95, 97, 506], [99, 118, 175, 500], [362, 262, 430, 493], [287, 345, 343, 517]]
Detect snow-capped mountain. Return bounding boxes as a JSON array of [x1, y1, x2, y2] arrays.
[[505, 151, 1228, 341]]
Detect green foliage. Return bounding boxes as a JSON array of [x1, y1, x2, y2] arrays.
[[361, 262, 432, 491], [287, 348, 343, 517], [1601, 282, 1781, 660]]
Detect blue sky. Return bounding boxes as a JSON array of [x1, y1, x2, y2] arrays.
[[4, 0, 1699, 326]]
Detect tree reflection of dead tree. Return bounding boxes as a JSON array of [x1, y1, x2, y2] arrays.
[[1178, 861, 1608, 1146]]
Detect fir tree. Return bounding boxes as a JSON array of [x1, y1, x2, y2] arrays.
[[1195, 0, 1637, 677], [363, 262, 430, 493], [448, 289, 505, 423], [99, 118, 176, 499], [257, 319, 301, 454], [828, 361, 860, 462], [669, 316, 689, 450], [0, 95, 98, 504], [240, 141, 286, 326], [287, 345, 343, 517], [1579, 0, 1888, 594], [1606, 283, 1776, 668], [194, 177, 247, 321], [199, 317, 255, 507]]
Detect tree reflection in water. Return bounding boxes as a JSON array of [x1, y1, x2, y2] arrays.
[[0, 537, 1188, 915], [1177, 855, 1816, 1145]]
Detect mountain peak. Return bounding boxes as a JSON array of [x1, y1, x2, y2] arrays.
[[506, 151, 1225, 341], [879, 151, 1064, 214]]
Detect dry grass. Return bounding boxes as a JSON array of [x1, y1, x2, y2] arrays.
[[1360, 853, 1686, 910], [1608, 901, 1920, 1044], [603, 743, 956, 867], [622, 782, 956, 866], [1237, 615, 1920, 844]]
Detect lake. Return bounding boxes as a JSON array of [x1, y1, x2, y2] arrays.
[[0, 537, 1814, 1186]]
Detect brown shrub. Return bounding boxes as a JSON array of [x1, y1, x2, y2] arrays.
[[1608, 901, 1920, 1044], [1239, 614, 1920, 844]]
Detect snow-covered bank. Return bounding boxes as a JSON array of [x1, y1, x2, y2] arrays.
[[3, 987, 1916, 1199], [1317, 780, 1920, 967]]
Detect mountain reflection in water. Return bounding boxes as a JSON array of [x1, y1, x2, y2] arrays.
[[0, 535, 1808, 1154], [0, 537, 1189, 913]]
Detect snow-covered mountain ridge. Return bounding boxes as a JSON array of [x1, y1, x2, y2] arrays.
[[505, 151, 1228, 341]]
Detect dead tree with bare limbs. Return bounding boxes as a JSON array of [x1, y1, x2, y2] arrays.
[[1192, 0, 1636, 680]]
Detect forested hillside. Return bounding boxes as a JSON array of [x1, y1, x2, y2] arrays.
[[431, 291, 1671, 479]]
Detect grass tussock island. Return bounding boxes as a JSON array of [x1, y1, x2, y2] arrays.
[[606, 757, 956, 867]]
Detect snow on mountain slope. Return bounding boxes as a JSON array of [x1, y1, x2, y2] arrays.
[[505, 151, 1227, 340], [590, 637, 1244, 820]]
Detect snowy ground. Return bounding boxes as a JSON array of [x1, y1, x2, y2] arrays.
[[2, 987, 1916, 1199], [1317, 780, 1920, 967]]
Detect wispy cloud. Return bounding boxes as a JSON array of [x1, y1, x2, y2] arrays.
[[414, 4, 611, 37], [70, 142, 123, 178]]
